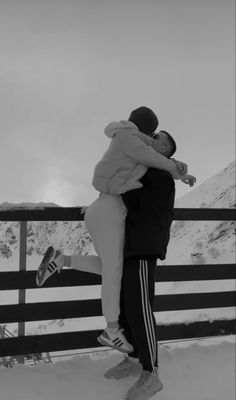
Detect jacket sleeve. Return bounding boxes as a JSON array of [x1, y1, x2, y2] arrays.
[[122, 131, 174, 173]]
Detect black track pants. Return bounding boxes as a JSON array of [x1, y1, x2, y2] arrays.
[[118, 258, 158, 373]]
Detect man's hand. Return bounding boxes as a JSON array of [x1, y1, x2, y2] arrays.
[[171, 158, 188, 176], [181, 174, 196, 187]]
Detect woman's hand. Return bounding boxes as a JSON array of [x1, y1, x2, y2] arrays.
[[181, 174, 197, 187], [171, 158, 188, 176], [169, 159, 188, 179]]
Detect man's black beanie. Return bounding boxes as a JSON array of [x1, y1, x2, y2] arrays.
[[128, 106, 159, 135]]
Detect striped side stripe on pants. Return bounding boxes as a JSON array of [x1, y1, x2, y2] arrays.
[[139, 259, 158, 372]]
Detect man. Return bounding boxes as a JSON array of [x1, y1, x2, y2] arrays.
[[105, 162, 177, 399]]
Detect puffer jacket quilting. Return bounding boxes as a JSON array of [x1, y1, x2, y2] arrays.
[[92, 121, 173, 195]]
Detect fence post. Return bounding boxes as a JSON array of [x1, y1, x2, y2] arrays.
[[17, 220, 27, 364]]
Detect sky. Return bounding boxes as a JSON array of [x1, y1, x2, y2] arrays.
[[0, 0, 235, 207]]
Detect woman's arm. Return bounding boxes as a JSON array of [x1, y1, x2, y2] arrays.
[[122, 131, 187, 179]]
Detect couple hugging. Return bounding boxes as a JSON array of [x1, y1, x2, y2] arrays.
[[36, 106, 196, 400]]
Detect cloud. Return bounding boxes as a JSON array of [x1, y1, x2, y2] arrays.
[[41, 178, 77, 206], [41, 177, 97, 207], [0, 0, 234, 209]]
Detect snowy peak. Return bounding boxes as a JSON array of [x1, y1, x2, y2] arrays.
[[166, 160, 236, 265], [175, 160, 235, 209], [0, 202, 61, 210]]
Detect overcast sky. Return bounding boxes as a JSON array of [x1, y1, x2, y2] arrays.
[[0, 0, 235, 206]]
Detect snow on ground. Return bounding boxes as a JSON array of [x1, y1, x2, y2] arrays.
[[0, 341, 235, 400]]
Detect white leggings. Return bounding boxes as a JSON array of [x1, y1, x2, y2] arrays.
[[70, 193, 127, 322]]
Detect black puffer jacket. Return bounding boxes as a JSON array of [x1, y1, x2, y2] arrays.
[[122, 168, 175, 260]]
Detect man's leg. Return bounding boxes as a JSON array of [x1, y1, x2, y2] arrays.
[[119, 277, 139, 359], [122, 258, 158, 373], [122, 258, 163, 399]]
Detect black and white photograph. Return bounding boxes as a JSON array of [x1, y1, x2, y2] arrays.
[[0, 1, 235, 399]]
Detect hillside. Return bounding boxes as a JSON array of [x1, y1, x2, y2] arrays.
[[0, 204, 94, 263], [164, 160, 235, 265]]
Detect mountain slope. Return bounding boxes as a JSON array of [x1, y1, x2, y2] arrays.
[[164, 160, 235, 265], [0, 203, 94, 263], [175, 160, 235, 209]]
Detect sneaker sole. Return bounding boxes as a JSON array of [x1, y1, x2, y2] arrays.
[[97, 335, 133, 354], [36, 246, 55, 287]]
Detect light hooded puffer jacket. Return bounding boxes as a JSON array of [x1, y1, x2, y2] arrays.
[[92, 121, 174, 195]]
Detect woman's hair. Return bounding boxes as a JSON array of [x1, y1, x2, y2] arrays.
[[128, 106, 159, 135]]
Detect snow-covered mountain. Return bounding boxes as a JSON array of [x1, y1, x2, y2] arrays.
[[175, 160, 235, 209], [164, 160, 235, 265], [0, 161, 235, 266], [0, 202, 59, 210], [0, 203, 94, 263]]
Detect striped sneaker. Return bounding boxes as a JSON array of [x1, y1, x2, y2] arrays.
[[36, 246, 63, 287], [97, 328, 134, 354]]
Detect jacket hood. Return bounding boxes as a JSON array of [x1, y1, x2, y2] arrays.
[[104, 120, 138, 138]]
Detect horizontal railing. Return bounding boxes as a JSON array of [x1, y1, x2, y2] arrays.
[[1, 263, 235, 290], [0, 207, 235, 358], [0, 207, 235, 221]]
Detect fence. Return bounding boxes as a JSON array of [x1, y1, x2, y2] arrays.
[[0, 207, 235, 360]]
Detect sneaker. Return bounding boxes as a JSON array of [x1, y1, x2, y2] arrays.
[[36, 246, 63, 287], [104, 356, 141, 380], [97, 328, 134, 354], [126, 369, 163, 400]]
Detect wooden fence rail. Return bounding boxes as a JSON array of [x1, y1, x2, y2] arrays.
[[0, 207, 235, 358], [0, 207, 235, 221]]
